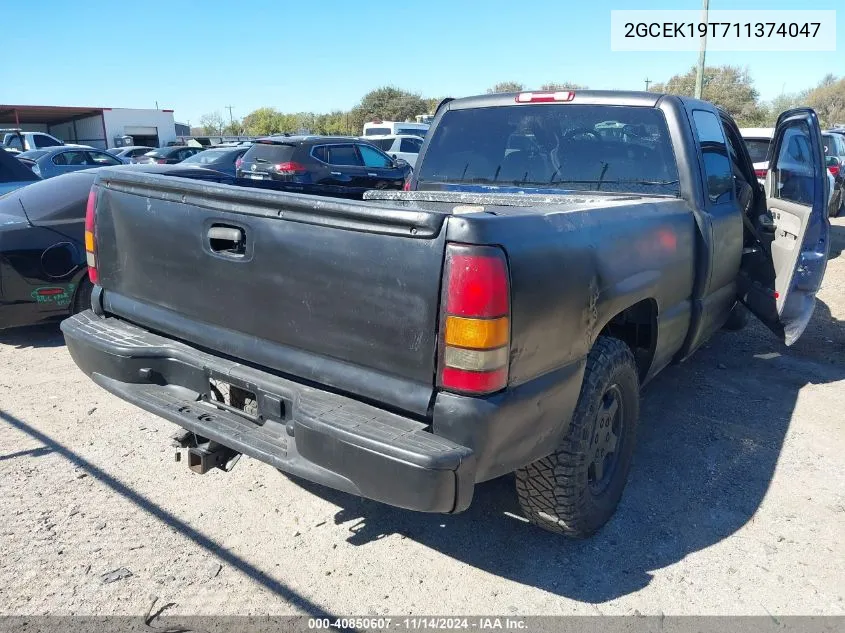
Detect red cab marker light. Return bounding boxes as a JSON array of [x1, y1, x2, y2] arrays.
[[516, 91, 574, 103], [754, 169, 767, 179]]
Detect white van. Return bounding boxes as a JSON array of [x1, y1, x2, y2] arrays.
[[362, 120, 429, 138]]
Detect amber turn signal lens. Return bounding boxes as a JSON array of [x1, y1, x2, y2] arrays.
[[444, 316, 509, 349]]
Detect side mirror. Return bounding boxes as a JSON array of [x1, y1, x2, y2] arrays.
[[394, 158, 409, 168]]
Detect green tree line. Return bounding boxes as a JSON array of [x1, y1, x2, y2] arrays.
[[198, 70, 845, 137]]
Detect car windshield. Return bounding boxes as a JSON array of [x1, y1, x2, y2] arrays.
[[365, 128, 391, 136], [744, 138, 771, 163], [181, 149, 233, 164], [417, 104, 680, 195], [16, 150, 49, 160], [146, 150, 167, 158], [822, 135, 837, 157]]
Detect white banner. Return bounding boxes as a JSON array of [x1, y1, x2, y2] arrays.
[[611, 10, 836, 52]]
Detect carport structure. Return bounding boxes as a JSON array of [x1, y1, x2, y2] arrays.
[[0, 104, 108, 148]]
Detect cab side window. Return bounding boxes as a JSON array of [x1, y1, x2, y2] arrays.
[[692, 110, 733, 204], [774, 123, 815, 207]]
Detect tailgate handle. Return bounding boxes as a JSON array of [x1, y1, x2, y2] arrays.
[[208, 225, 246, 256]]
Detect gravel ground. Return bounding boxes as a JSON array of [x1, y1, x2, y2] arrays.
[[1, 220, 844, 618]]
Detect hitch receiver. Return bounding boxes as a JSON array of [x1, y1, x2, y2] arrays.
[[187, 443, 241, 474]]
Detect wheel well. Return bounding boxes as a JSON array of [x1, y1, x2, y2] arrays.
[[598, 299, 657, 380]]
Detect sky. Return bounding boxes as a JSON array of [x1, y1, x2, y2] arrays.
[[0, 0, 841, 126]]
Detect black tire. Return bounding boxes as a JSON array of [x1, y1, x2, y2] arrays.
[[71, 276, 94, 315], [722, 302, 749, 331], [515, 336, 639, 538]]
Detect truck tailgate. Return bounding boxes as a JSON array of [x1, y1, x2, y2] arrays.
[[92, 171, 450, 416]]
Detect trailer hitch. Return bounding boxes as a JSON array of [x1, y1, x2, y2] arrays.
[[171, 431, 241, 474]]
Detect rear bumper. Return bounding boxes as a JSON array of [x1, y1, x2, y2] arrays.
[[61, 311, 475, 513]]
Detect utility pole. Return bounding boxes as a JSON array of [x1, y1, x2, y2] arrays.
[[644, 78, 652, 91], [225, 105, 235, 133], [694, 0, 710, 99]]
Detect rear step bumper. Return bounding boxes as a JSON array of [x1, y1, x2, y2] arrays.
[[61, 311, 476, 513]]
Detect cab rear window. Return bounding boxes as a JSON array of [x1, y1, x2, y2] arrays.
[[417, 104, 680, 196]]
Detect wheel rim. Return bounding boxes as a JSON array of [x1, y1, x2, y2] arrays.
[[587, 384, 624, 495]]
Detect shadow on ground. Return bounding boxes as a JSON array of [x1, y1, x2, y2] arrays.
[[0, 409, 333, 618], [0, 323, 64, 349], [289, 299, 845, 603]]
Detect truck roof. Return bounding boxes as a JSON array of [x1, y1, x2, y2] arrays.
[[445, 90, 667, 111]]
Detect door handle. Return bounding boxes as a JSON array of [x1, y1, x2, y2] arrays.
[[208, 225, 246, 256], [368, 173, 378, 177], [330, 171, 341, 176]]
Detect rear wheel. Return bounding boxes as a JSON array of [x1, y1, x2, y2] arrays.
[[515, 336, 639, 538], [71, 276, 94, 315]]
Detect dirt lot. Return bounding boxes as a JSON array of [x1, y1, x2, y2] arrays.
[[1, 221, 844, 618]]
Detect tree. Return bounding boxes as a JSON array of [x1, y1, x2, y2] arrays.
[[487, 81, 524, 94], [540, 82, 588, 91], [805, 75, 845, 128], [349, 86, 429, 135], [651, 65, 765, 125], [424, 97, 442, 114], [199, 111, 224, 135], [313, 111, 350, 135], [223, 120, 243, 135], [242, 107, 286, 136]]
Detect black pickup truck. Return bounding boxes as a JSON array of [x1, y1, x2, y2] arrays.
[[61, 91, 830, 538]]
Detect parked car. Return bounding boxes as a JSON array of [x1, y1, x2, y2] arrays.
[[823, 131, 845, 216], [742, 126, 838, 217], [107, 146, 155, 164], [235, 136, 411, 198], [0, 140, 40, 195], [15, 147, 123, 179], [739, 127, 774, 183], [0, 165, 236, 330], [63, 90, 829, 539], [178, 145, 250, 177], [134, 146, 204, 165], [360, 134, 423, 168], [1, 130, 86, 153]]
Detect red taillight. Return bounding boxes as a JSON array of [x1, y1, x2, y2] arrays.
[[515, 91, 574, 103], [235, 157, 243, 170], [85, 186, 98, 285], [754, 168, 767, 179], [438, 244, 510, 395], [156, 158, 167, 164], [274, 161, 306, 175], [403, 179, 412, 191], [445, 252, 509, 317], [829, 165, 840, 177]]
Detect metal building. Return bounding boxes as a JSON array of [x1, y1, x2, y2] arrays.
[[0, 105, 178, 149]]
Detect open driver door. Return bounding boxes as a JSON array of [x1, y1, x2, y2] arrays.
[[737, 108, 830, 345]]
